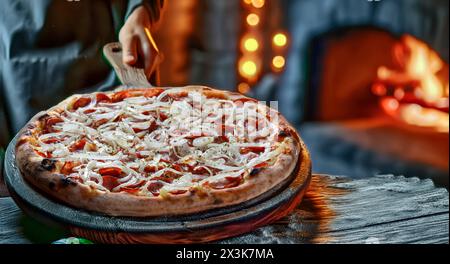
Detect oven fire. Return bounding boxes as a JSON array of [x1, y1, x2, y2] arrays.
[[372, 35, 449, 132]]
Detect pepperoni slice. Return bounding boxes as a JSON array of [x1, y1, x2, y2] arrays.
[[159, 112, 168, 121], [83, 109, 96, 114], [144, 88, 164, 98], [148, 121, 158, 133], [72, 97, 92, 110], [96, 93, 111, 103], [240, 146, 266, 154], [172, 164, 183, 172], [159, 158, 172, 164], [154, 170, 182, 183], [152, 176, 174, 184], [119, 180, 145, 194], [43, 116, 63, 133], [144, 165, 165, 173], [68, 138, 87, 152], [102, 176, 120, 191], [168, 91, 188, 100], [169, 190, 188, 195], [214, 135, 229, 144], [45, 116, 63, 126], [41, 137, 60, 144], [254, 162, 269, 168], [132, 121, 158, 133], [132, 127, 145, 133], [92, 118, 108, 128], [35, 150, 51, 158], [147, 182, 164, 196], [98, 167, 123, 177], [111, 91, 132, 102], [60, 161, 78, 174]]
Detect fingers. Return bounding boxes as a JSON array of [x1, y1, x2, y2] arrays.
[[119, 27, 159, 78], [137, 31, 158, 79], [120, 35, 138, 65]]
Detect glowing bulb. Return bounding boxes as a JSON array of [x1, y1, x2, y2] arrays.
[[243, 0, 252, 4], [244, 38, 259, 52], [251, 0, 265, 8], [238, 83, 251, 94], [273, 33, 287, 47], [272, 56, 285, 69], [246, 13, 260, 26], [240, 60, 257, 77]]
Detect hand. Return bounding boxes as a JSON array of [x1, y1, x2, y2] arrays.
[[119, 6, 159, 79]]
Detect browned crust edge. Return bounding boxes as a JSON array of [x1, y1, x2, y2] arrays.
[[15, 85, 303, 217]]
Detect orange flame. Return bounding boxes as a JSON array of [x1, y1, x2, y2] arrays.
[[376, 35, 449, 132]]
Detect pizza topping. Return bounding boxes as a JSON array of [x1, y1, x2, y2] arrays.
[[102, 176, 120, 191], [98, 167, 123, 177], [68, 138, 87, 152], [96, 93, 111, 103], [72, 97, 92, 110], [30, 88, 290, 197], [147, 182, 164, 196], [60, 161, 78, 174]]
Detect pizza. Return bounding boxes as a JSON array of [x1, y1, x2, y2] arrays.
[[15, 86, 303, 217]]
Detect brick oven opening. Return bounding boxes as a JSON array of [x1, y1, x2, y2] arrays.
[[304, 27, 449, 187]]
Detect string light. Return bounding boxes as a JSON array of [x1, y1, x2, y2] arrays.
[[243, 37, 259, 52], [273, 33, 287, 47], [239, 0, 288, 88], [246, 13, 260, 26], [272, 56, 285, 69], [239, 59, 258, 78], [251, 0, 265, 8]]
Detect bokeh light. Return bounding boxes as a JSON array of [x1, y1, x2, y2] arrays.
[[251, 0, 265, 8], [238, 82, 251, 94], [239, 59, 258, 78], [272, 56, 286, 69], [243, 38, 259, 52], [246, 13, 260, 26], [273, 33, 287, 47]]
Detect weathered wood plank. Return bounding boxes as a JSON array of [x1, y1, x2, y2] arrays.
[[222, 175, 449, 244], [328, 213, 449, 244], [0, 198, 29, 244], [0, 174, 448, 244]]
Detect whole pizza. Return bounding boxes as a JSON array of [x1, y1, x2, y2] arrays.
[[15, 86, 302, 217]]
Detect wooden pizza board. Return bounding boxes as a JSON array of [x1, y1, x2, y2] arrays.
[[4, 135, 311, 244]]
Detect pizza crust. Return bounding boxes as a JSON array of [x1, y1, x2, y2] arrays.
[[15, 86, 307, 217]]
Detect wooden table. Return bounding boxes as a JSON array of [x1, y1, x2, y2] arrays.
[[0, 174, 448, 244]]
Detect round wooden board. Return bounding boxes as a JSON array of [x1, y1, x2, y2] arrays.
[[4, 135, 311, 244]]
